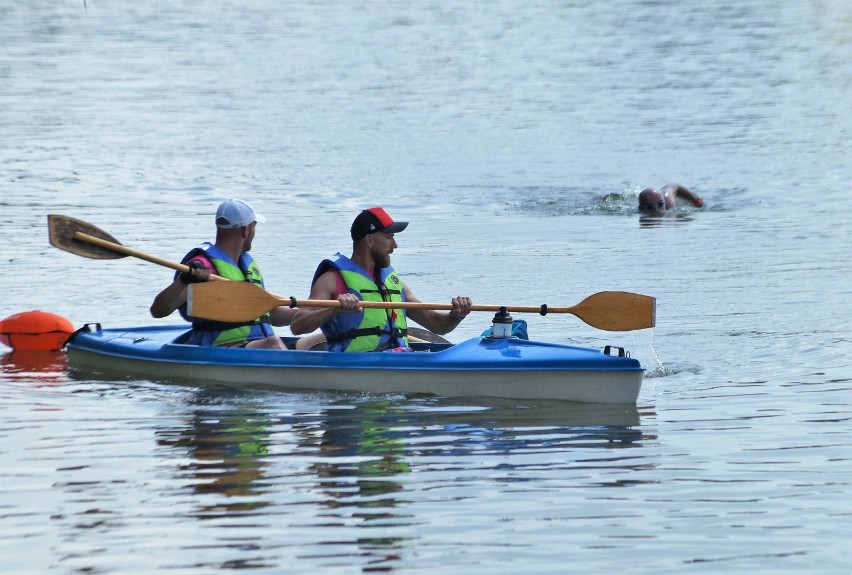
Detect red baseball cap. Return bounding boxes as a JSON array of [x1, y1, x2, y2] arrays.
[[350, 207, 409, 241]]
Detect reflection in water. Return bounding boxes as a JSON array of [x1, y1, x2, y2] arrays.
[[151, 394, 417, 571], [156, 403, 272, 515], [307, 398, 653, 571], [0, 350, 69, 384], [308, 401, 414, 572], [148, 392, 652, 571], [639, 213, 696, 228], [401, 399, 649, 468]]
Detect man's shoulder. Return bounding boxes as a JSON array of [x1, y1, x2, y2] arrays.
[[187, 253, 215, 270]]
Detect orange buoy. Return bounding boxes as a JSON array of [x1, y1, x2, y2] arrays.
[[0, 311, 75, 351]]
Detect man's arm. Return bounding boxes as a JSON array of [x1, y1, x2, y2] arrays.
[[669, 184, 704, 207], [403, 283, 472, 335], [268, 305, 298, 327], [150, 260, 211, 318], [289, 271, 359, 335]]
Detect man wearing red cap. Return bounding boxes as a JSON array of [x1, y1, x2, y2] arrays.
[[290, 207, 473, 352]]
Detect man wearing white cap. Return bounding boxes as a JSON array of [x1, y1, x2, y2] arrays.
[[150, 199, 295, 349]]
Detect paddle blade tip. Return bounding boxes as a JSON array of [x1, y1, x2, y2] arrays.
[[649, 296, 656, 328], [47, 214, 125, 259], [575, 291, 656, 332]]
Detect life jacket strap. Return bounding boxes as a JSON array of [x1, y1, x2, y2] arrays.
[[326, 326, 408, 348]]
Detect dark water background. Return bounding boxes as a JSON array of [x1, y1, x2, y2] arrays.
[[1, 2, 850, 573]]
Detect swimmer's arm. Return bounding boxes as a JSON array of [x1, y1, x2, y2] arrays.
[[672, 184, 703, 207]]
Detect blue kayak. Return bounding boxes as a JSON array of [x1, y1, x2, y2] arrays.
[[65, 324, 644, 403]]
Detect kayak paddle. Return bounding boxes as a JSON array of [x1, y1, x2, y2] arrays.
[[188, 280, 656, 332], [47, 214, 231, 281]]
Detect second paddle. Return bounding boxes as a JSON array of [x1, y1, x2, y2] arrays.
[[187, 280, 656, 332]]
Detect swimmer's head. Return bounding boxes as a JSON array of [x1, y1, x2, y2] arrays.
[[638, 188, 666, 214]]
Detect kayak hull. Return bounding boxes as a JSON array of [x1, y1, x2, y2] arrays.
[[66, 324, 644, 404]]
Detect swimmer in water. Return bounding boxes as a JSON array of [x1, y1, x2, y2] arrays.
[[638, 183, 704, 214]]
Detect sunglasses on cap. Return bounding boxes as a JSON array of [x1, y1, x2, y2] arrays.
[[639, 199, 665, 212]]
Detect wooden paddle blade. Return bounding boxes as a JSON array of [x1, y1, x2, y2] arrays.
[[187, 281, 287, 322], [47, 214, 231, 279], [568, 291, 656, 331], [47, 214, 125, 260]]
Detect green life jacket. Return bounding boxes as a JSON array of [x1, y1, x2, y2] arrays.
[[178, 243, 274, 347], [313, 253, 408, 352]]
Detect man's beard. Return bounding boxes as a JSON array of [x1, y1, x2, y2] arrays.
[[372, 252, 391, 269]]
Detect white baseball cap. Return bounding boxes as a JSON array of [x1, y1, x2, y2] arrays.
[[215, 199, 267, 229]]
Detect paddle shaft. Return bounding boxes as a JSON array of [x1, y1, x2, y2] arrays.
[[291, 298, 580, 314], [73, 231, 231, 281], [187, 281, 656, 331]]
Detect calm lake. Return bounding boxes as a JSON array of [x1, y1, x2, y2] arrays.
[[1, 1, 850, 573]]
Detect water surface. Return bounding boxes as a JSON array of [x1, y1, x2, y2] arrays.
[[1, 1, 850, 573]]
